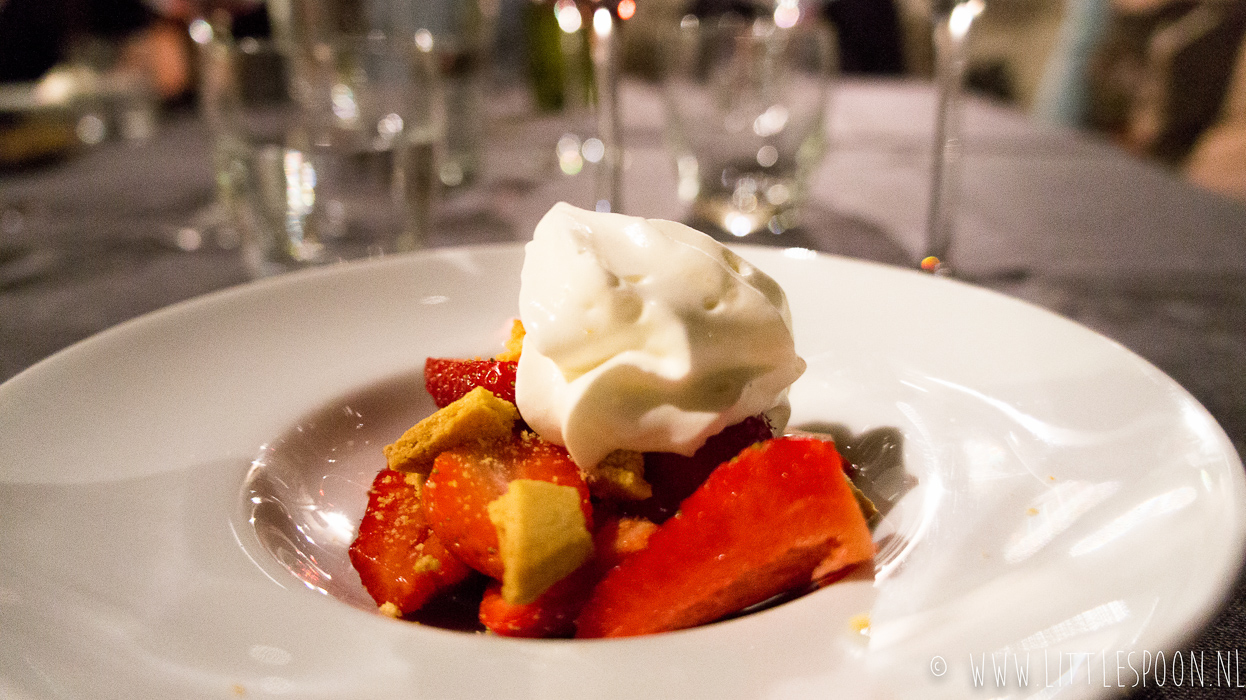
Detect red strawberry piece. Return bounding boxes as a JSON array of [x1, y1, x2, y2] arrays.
[[348, 468, 473, 615], [421, 432, 592, 580], [478, 571, 587, 638], [424, 358, 518, 408], [575, 437, 875, 638], [621, 414, 774, 523], [479, 516, 658, 638]]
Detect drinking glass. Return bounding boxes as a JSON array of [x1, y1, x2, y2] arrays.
[[661, 8, 836, 239], [265, 0, 493, 192], [194, 20, 439, 277], [921, 0, 984, 274], [522, 0, 626, 214], [589, 2, 624, 213]]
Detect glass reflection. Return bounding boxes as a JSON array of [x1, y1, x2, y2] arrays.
[[1070, 487, 1197, 557], [240, 370, 434, 612], [1008, 599, 1131, 651], [1005, 480, 1120, 564], [927, 377, 1152, 448]]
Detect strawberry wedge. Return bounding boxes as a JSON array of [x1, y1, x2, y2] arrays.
[[478, 516, 658, 638], [575, 437, 874, 638], [348, 469, 473, 615], [422, 432, 592, 580], [424, 358, 518, 408], [624, 414, 774, 523]]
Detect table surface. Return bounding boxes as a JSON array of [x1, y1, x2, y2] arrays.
[[2, 77, 1245, 699]]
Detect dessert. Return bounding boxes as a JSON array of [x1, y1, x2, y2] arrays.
[[349, 203, 874, 637]]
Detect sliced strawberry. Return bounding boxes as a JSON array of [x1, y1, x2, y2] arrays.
[[479, 516, 658, 638], [478, 570, 588, 638], [422, 432, 592, 580], [575, 437, 875, 638], [348, 468, 473, 615], [621, 414, 773, 523], [424, 358, 518, 408]]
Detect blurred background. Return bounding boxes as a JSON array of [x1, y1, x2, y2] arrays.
[[3, 9, 1245, 688], [1, 0, 1243, 204]]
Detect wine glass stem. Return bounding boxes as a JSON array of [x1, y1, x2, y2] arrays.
[[925, 5, 975, 271], [591, 5, 623, 214]]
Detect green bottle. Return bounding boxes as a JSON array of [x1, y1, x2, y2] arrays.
[[523, 0, 595, 113]]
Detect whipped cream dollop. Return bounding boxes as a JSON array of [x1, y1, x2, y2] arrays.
[[514, 202, 806, 469]]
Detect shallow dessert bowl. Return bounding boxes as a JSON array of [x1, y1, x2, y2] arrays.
[[1, 243, 1243, 699]]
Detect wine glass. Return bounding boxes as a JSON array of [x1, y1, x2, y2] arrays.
[[921, 0, 984, 275], [661, 3, 836, 241], [526, 0, 627, 213], [588, 1, 625, 213]]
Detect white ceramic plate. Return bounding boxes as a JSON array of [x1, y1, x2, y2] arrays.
[[2, 245, 1243, 700]]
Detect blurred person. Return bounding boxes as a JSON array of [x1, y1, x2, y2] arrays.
[[823, 0, 905, 74], [1033, 0, 1112, 127], [688, 0, 906, 74], [1185, 31, 1246, 202], [1085, 0, 1246, 165], [0, 0, 264, 101]]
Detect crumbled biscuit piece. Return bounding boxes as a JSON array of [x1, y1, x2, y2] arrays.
[[495, 319, 525, 362], [378, 601, 402, 618], [383, 386, 519, 473], [403, 472, 426, 492], [585, 449, 652, 501], [487, 479, 594, 605], [413, 554, 441, 573]]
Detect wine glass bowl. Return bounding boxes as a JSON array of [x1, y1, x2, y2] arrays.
[[661, 9, 836, 240]]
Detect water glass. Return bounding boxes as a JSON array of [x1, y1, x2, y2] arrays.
[[196, 25, 439, 277], [265, 0, 493, 189], [662, 12, 836, 239]]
